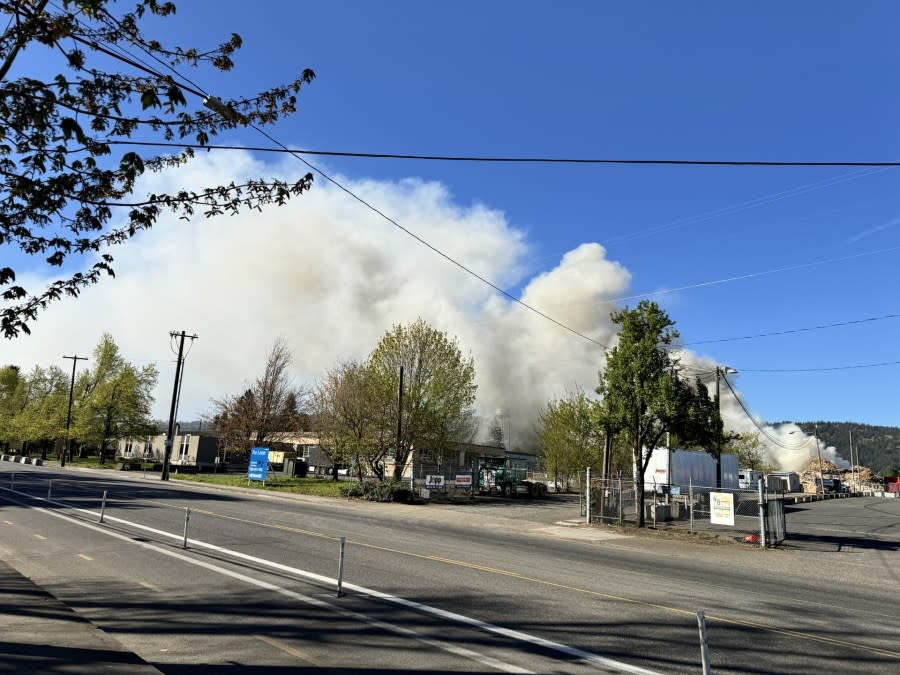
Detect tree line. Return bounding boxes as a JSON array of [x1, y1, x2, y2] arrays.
[[0, 333, 157, 463]]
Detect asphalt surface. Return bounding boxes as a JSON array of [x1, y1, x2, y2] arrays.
[[1, 463, 898, 674]]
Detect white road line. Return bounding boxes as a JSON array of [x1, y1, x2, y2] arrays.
[[139, 581, 162, 593], [1, 490, 532, 674], [77, 553, 93, 561], [3, 485, 662, 675], [33, 534, 46, 540]]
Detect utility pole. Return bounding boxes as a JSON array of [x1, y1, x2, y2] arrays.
[[61, 355, 88, 468], [714, 367, 736, 489], [397, 366, 406, 487], [161, 331, 197, 481], [813, 423, 824, 496]]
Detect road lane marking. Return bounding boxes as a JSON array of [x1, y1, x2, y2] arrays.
[[33, 534, 46, 540], [77, 553, 93, 561], [3, 520, 12, 525], [2, 493, 538, 675], [9, 485, 899, 664], [254, 635, 321, 666], [139, 581, 162, 592]]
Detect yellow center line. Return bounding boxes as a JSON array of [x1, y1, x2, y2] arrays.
[[77, 553, 93, 561], [148, 503, 900, 660], [254, 634, 321, 666]]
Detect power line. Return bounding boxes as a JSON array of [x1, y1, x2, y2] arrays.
[[104, 139, 900, 168], [684, 312, 900, 346], [739, 360, 900, 373], [720, 375, 810, 450], [57, 7, 612, 353], [612, 245, 900, 304]]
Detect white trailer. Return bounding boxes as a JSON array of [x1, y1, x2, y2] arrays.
[[643, 448, 739, 491]]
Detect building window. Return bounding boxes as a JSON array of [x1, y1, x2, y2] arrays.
[[124, 440, 134, 457], [180, 434, 190, 461]]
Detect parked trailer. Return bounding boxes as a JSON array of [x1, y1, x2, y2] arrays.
[[644, 448, 739, 491], [477, 456, 547, 498]]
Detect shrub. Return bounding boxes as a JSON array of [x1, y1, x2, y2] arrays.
[[341, 480, 415, 503]]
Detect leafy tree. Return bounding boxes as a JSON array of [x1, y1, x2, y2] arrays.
[[71, 333, 158, 463], [368, 319, 478, 481], [210, 338, 309, 460], [0, 0, 315, 337], [538, 389, 604, 491], [597, 301, 718, 527], [723, 431, 771, 472], [314, 359, 394, 480], [0, 364, 25, 450], [12, 365, 69, 458]]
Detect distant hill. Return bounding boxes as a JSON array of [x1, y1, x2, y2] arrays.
[[790, 422, 900, 476]]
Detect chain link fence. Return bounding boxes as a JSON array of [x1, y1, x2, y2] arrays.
[[585, 475, 787, 546]]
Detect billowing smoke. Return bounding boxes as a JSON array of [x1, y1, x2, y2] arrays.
[[675, 353, 849, 472], [3, 150, 828, 468]]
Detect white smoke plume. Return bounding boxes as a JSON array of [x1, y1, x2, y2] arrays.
[[2, 150, 828, 469]]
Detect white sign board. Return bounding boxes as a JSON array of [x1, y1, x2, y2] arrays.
[[710, 492, 735, 526], [454, 474, 472, 488], [425, 475, 445, 490]]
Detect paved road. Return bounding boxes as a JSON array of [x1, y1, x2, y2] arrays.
[[1, 464, 898, 674]]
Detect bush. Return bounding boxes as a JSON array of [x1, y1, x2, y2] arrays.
[[341, 480, 415, 503]]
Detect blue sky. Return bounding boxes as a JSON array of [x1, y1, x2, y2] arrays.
[[6, 1, 900, 438]]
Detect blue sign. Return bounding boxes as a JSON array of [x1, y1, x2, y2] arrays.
[[248, 447, 269, 482]]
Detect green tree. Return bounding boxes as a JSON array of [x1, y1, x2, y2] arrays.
[[13, 365, 69, 458], [538, 389, 604, 491], [210, 338, 309, 460], [597, 301, 717, 527], [0, 0, 315, 337], [0, 365, 25, 450], [368, 319, 477, 482], [314, 360, 394, 480], [723, 431, 770, 471], [71, 333, 158, 463]]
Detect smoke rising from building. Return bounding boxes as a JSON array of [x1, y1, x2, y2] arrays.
[[2, 151, 835, 470]]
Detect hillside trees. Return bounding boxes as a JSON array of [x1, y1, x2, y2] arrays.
[[0, 0, 315, 337], [210, 338, 309, 460], [597, 301, 720, 527]]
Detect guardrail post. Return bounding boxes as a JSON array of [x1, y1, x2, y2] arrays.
[[336, 536, 346, 597], [99, 490, 108, 523], [697, 610, 712, 674], [182, 507, 191, 549]]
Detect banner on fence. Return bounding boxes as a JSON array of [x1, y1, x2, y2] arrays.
[[454, 474, 472, 488], [710, 491, 735, 526], [425, 475, 445, 490], [248, 447, 269, 482]]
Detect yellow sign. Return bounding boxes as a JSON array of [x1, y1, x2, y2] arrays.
[[710, 492, 735, 526]]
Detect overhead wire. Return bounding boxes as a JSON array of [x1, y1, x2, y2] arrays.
[[91, 138, 900, 168], [720, 375, 811, 450], [611, 244, 900, 304], [52, 3, 613, 352], [683, 312, 900, 346]]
